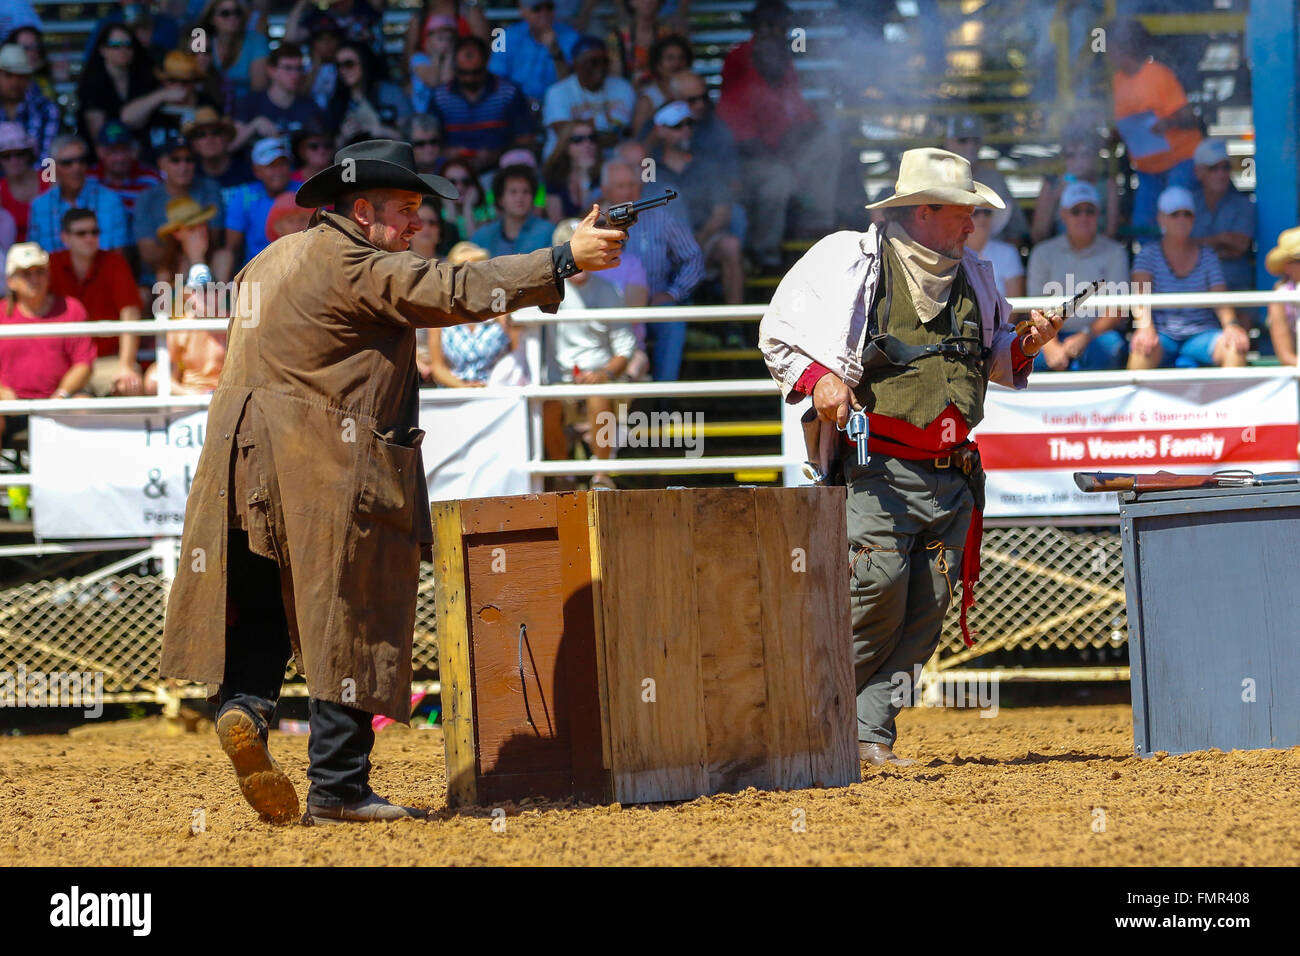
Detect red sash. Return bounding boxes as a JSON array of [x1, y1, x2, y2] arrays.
[[846, 404, 983, 647]]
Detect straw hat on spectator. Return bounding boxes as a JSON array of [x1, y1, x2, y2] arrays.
[[1265, 227, 1300, 276], [182, 106, 236, 142], [156, 50, 199, 83], [865, 147, 1005, 210], [447, 241, 488, 265], [156, 196, 217, 238]]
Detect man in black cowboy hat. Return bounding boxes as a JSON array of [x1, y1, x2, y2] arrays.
[[161, 139, 627, 824]]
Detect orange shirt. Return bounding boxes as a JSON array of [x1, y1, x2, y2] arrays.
[[1113, 60, 1203, 174], [167, 329, 226, 393]]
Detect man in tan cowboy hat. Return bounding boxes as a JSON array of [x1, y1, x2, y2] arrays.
[[160, 138, 627, 824], [760, 147, 1064, 766]]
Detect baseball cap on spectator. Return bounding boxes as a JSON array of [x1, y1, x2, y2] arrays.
[[1157, 186, 1195, 215], [6, 242, 48, 277], [552, 218, 580, 245], [572, 36, 605, 59], [252, 137, 290, 167], [156, 134, 191, 159], [98, 121, 135, 147], [653, 101, 692, 128], [0, 122, 36, 154], [424, 13, 457, 33], [499, 148, 537, 169], [1193, 138, 1229, 167], [1059, 180, 1101, 211], [0, 45, 34, 76], [305, 9, 344, 37], [946, 114, 984, 140], [183, 106, 236, 141]]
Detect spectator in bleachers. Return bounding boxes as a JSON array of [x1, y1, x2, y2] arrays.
[[408, 196, 444, 261], [410, 13, 458, 115], [1030, 122, 1120, 243], [48, 208, 144, 397], [629, 34, 691, 145], [490, 0, 581, 104], [197, 0, 270, 104], [87, 3, 180, 67], [611, 1, 685, 86], [471, 164, 554, 257], [651, 101, 744, 307], [403, 3, 492, 66], [135, 135, 225, 277], [543, 118, 600, 222], [942, 114, 1029, 247], [77, 24, 158, 150], [330, 41, 411, 144], [404, 114, 444, 174], [0, 243, 95, 430], [29, 136, 130, 254], [717, 0, 836, 273], [184, 107, 251, 189], [7, 26, 53, 103], [263, 191, 313, 243], [123, 50, 219, 163], [542, 35, 635, 157], [232, 46, 327, 151], [966, 205, 1024, 298], [289, 117, 335, 185], [144, 263, 227, 396], [431, 36, 535, 174], [153, 199, 216, 331], [1264, 227, 1300, 367], [301, 9, 345, 111], [0, 206, 15, 297], [0, 122, 44, 242], [437, 158, 490, 246], [216, 137, 298, 276], [1026, 181, 1130, 372], [426, 241, 515, 386], [1189, 138, 1255, 293], [1128, 186, 1244, 370], [670, 71, 736, 169], [1109, 18, 1203, 236], [0, 43, 58, 161], [90, 121, 162, 239], [0, 4, 41, 59], [600, 158, 702, 380], [284, 0, 384, 58]]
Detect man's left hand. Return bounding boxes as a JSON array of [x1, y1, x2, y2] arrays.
[[1019, 308, 1065, 357], [113, 363, 144, 396]]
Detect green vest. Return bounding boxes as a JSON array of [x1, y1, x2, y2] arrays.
[[854, 242, 988, 430]]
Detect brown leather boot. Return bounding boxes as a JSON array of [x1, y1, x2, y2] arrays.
[[859, 742, 917, 767], [216, 708, 300, 823]]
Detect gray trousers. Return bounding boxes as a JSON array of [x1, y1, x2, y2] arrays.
[[846, 455, 973, 746]]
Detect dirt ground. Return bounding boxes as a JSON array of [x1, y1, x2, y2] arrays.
[[2, 703, 1297, 866]]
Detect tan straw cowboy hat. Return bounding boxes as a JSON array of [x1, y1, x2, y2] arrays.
[[866, 147, 1005, 210], [156, 196, 217, 238], [1265, 226, 1300, 276]]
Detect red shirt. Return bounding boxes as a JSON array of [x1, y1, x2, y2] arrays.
[[0, 295, 96, 399], [47, 249, 140, 359], [717, 40, 815, 148], [1, 176, 50, 243]]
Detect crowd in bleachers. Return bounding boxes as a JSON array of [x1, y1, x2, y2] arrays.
[[0, 1, 1298, 459]]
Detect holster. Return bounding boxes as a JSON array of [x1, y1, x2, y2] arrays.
[[951, 442, 986, 513]]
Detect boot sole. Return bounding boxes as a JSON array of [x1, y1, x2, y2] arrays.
[[217, 710, 300, 824]]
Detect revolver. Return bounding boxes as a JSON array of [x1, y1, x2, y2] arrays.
[[598, 190, 679, 228], [838, 409, 870, 467]]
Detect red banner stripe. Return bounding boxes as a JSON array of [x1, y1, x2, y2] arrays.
[[977, 424, 1299, 470]]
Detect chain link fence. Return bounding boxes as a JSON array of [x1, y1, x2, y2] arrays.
[[0, 526, 1127, 703]]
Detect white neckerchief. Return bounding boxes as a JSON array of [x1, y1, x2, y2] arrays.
[[885, 221, 962, 323]]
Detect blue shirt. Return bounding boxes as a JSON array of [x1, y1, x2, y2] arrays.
[[223, 180, 300, 266], [625, 207, 705, 304], [429, 75, 534, 154], [1190, 183, 1256, 291], [1132, 243, 1226, 339], [133, 178, 226, 245], [440, 320, 512, 383], [488, 20, 581, 102], [471, 216, 555, 258], [29, 181, 131, 253]]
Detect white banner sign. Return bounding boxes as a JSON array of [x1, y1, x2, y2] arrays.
[[29, 394, 532, 538]]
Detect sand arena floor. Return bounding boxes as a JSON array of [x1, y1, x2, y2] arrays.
[[2, 703, 1297, 866]]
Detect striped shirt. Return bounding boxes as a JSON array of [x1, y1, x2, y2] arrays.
[[90, 161, 163, 233], [428, 75, 534, 154], [28, 181, 131, 254], [1132, 242, 1226, 339], [626, 206, 705, 305]]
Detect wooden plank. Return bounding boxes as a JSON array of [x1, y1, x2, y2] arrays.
[[691, 488, 772, 793], [461, 494, 557, 535], [431, 500, 476, 808], [587, 491, 614, 773], [555, 491, 609, 803], [598, 490, 708, 803]]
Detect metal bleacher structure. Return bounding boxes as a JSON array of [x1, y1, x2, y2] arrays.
[[0, 1, 1273, 707]]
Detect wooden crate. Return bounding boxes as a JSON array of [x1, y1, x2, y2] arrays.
[[432, 487, 858, 807]]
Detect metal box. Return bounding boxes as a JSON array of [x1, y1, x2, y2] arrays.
[[1118, 483, 1300, 756]]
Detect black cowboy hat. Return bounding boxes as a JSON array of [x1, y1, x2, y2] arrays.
[[295, 139, 458, 209]]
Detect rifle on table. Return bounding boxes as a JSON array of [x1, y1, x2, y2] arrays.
[[1015, 278, 1104, 338], [1074, 470, 1300, 494], [598, 190, 679, 228]]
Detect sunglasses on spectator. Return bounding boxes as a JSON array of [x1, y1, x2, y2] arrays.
[[56, 154, 89, 165], [1166, 209, 1194, 218], [685, 94, 708, 105], [215, 6, 243, 17], [193, 127, 226, 140], [303, 140, 332, 151], [336, 58, 361, 69], [67, 227, 101, 237], [0, 150, 31, 161], [276, 62, 304, 72], [447, 176, 472, 186], [531, 2, 556, 10], [1206, 161, 1231, 172], [166, 152, 196, 163], [104, 39, 133, 49], [569, 133, 596, 144], [1066, 204, 1098, 216], [671, 119, 695, 128], [412, 138, 441, 148]]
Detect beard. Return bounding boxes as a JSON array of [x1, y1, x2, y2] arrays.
[[368, 224, 408, 252]]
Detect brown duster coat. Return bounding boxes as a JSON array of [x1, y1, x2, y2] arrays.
[[160, 209, 562, 719]]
